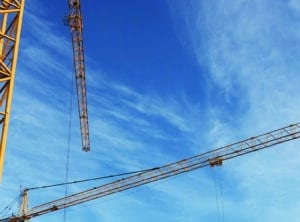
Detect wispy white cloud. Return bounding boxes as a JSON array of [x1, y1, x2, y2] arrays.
[[168, 1, 300, 221], [88, 72, 202, 135], [2, 1, 299, 222], [22, 4, 71, 58], [175, 0, 300, 124], [1, 3, 207, 221]]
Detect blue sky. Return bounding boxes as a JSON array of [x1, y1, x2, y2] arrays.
[[1, 0, 300, 221]]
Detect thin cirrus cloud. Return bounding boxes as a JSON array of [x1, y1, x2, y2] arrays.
[[167, 1, 300, 221], [0, 3, 209, 221], [172, 0, 300, 128], [1, 1, 300, 222]]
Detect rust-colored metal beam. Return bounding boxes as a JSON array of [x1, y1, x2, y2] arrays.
[[67, 0, 90, 151]]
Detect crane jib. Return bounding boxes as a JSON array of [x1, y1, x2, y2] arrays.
[[68, 0, 90, 152], [2, 123, 299, 221]]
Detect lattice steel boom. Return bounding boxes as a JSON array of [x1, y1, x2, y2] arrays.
[[3, 123, 300, 221], [67, 0, 90, 151], [0, 0, 25, 180]]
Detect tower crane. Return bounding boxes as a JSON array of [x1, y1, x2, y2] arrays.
[[0, 0, 25, 180], [1, 123, 299, 222], [0, 1, 298, 221], [66, 0, 90, 151], [0, 0, 90, 180]]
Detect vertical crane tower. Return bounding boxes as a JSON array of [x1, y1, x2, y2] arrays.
[[0, 0, 25, 179], [67, 0, 90, 151]]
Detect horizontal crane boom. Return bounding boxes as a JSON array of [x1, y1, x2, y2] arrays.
[[2, 123, 300, 221]]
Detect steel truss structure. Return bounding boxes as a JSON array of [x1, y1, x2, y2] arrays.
[[67, 0, 90, 151], [0, 0, 24, 179], [2, 123, 299, 221]]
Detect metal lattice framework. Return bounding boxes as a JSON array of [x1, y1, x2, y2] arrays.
[[0, 0, 25, 180], [2, 123, 299, 221], [67, 0, 90, 151]]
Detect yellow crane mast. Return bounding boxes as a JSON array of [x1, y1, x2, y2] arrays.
[[0, 0, 25, 180], [66, 0, 90, 151], [1, 123, 299, 221]]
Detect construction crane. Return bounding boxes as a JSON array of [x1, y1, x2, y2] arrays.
[[0, 0, 90, 181], [0, 1, 298, 221], [66, 0, 90, 151], [1, 123, 299, 222], [0, 0, 25, 180]]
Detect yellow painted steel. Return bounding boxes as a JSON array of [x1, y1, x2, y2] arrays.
[[0, 0, 25, 180], [1, 123, 299, 221]]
